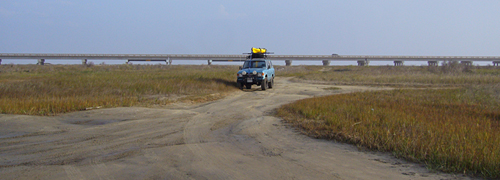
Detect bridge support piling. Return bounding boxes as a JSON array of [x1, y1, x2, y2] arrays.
[[357, 58, 369, 66], [82, 59, 87, 65], [322, 60, 330, 66], [208, 60, 212, 65], [168, 58, 172, 65], [460, 61, 473, 66], [285, 60, 292, 66], [0, 59, 2, 65], [357, 60, 366, 66], [37, 59, 45, 65], [428, 61, 438, 66], [394, 61, 404, 66], [493, 61, 500, 66]]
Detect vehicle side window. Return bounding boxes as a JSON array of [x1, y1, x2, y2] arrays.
[[258, 61, 266, 68]]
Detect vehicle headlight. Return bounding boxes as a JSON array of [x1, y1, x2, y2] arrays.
[[238, 74, 243, 77], [242, 71, 247, 75], [252, 71, 257, 75], [258, 72, 263, 77]]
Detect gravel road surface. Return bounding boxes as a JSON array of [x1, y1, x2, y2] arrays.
[[0, 78, 470, 179]]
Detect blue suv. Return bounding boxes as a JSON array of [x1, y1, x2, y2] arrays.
[[237, 59, 275, 90]]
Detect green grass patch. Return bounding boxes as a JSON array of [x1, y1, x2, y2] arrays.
[[276, 88, 500, 178], [0, 64, 239, 115]]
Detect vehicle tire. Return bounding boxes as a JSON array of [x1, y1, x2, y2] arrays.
[[237, 82, 243, 90], [246, 84, 252, 89], [261, 79, 268, 90], [268, 77, 274, 89]]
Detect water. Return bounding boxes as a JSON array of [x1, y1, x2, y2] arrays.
[[0, 59, 495, 66]]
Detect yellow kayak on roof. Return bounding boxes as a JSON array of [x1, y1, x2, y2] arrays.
[[252, 47, 267, 54]]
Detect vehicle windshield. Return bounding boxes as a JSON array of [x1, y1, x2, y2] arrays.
[[243, 61, 266, 69]]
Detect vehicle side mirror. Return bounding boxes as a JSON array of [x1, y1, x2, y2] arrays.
[[239, 66, 242, 70]]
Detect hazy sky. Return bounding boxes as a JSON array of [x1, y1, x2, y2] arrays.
[[1, 0, 500, 56]]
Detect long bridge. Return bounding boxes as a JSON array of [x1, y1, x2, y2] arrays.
[[1, 53, 500, 66]]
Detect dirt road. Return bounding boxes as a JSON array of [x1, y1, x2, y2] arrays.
[[0, 78, 469, 179]]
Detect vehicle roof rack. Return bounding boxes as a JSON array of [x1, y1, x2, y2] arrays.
[[244, 47, 274, 59]]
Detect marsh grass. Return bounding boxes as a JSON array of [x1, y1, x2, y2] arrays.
[[276, 65, 500, 87], [0, 64, 238, 115], [277, 87, 500, 178], [276, 64, 500, 177], [2, 63, 500, 177]]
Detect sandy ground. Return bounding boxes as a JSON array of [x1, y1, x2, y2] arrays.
[[0, 77, 472, 180]]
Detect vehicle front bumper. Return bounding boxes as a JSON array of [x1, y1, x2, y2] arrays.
[[237, 75, 264, 85]]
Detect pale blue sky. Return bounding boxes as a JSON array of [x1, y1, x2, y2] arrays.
[[1, 0, 500, 57]]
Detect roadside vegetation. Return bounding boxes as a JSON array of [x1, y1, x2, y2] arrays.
[[276, 63, 500, 178], [2, 63, 499, 177], [277, 62, 500, 87], [0, 64, 238, 115]]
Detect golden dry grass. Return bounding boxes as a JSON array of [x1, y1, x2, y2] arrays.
[[276, 64, 500, 178], [2, 63, 500, 177], [0, 64, 238, 115], [277, 64, 500, 87]]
